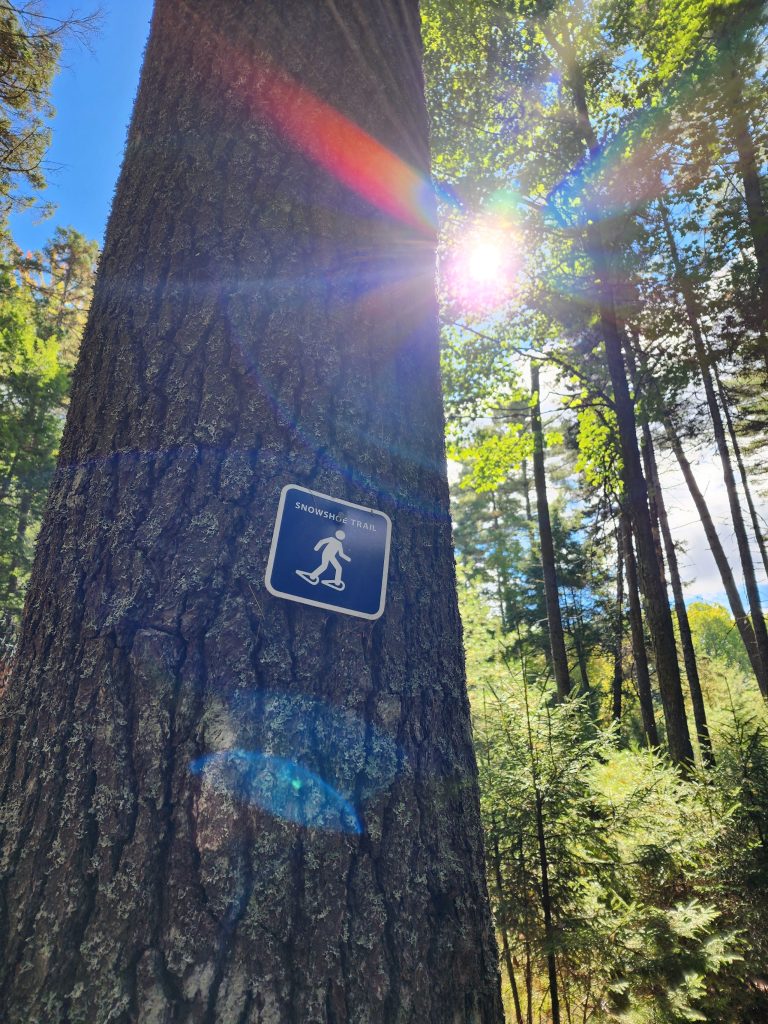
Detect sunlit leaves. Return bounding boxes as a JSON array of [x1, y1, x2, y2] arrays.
[[452, 424, 535, 493]]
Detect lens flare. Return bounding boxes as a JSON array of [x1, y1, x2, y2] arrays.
[[176, 3, 436, 235], [190, 749, 363, 834], [443, 222, 520, 313], [467, 240, 505, 283], [187, 690, 401, 836]]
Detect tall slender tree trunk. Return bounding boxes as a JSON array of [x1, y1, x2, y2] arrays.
[[519, 836, 533, 1024], [571, 618, 591, 695], [625, 334, 712, 762], [603, 305, 692, 761], [530, 362, 571, 699], [659, 203, 768, 689], [0, 4, 502, 1022], [534, 789, 561, 1024], [621, 513, 660, 747], [490, 491, 511, 632], [663, 416, 767, 696], [712, 359, 768, 579], [544, 21, 691, 761], [612, 529, 624, 726], [490, 829, 525, 1024], [521, 459, 532, 522], [642, 429, 713, 763], [726, 63, 768, 367]]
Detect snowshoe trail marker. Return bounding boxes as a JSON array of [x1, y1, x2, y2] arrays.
[[265, 484, 392, 620]]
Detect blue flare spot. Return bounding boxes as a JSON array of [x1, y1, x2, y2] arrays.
[[190, 748, 362, 834]]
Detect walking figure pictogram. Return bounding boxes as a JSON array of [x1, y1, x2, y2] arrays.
[[296, 530, 351, 591]]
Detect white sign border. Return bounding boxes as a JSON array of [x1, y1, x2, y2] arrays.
[[264, 484, 392, 621]]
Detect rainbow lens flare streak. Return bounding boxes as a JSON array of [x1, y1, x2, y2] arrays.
[[186, 4, 437, 236]]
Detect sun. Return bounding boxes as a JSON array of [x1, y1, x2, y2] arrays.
[[467, 240, 505, 284], [444, 222, 519, 312]]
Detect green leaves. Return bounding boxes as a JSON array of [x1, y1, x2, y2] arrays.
[[452, 424, 534, 492], [574, 402, 623, 493], [0, 229, 96, 629]]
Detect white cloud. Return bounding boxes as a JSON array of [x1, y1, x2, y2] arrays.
[[656, 442, 768, 605]]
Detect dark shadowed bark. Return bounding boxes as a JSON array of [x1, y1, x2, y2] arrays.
[[625, 336, 712, 762], [603, 315, 691, 762], [530, 362, 571, 699], [642, 429, 713, 764], [0, 3, 502, 1022], [604, 314, 692, 760], [621, 513, 660, 748]]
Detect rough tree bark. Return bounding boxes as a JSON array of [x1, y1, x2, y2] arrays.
[[0, 3, 502, 1022], [530, 362, 571, 699]]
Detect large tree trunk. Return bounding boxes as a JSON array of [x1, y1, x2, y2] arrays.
[[621, 514, 660, 748], [659, 203, 768, 691], [530, 362, 571, 699], [0, 4, 502, 1022], [663, 416, 768, 696]]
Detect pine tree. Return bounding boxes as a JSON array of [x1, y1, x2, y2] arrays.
[[0, 3, 502, 1021]]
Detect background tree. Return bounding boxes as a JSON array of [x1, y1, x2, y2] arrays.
[[0, 228, 96, 636], [0, 265, 68, 630], [0, 2, 97, 226]]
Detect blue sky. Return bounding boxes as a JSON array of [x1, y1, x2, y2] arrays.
[[10, 1, 153, 253]]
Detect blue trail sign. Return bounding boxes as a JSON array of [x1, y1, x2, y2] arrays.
[[265, 485, 392, 620]]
